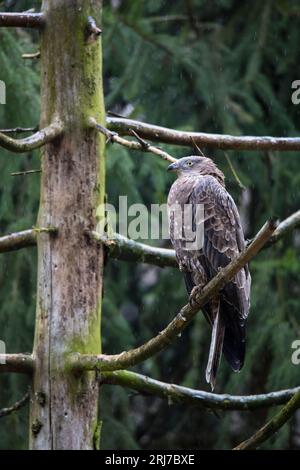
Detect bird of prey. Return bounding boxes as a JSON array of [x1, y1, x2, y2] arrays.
[[167, 156, 251, 390]]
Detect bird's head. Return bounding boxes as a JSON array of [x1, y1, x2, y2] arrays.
[[167, 156, 225, 186]]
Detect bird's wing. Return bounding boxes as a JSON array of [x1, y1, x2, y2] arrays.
[[168, 174, 251, 380], [189, 175, 251, 374], [189, 175, 251, 321]]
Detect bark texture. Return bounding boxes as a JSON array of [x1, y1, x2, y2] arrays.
[[30, 0, 105, 450]]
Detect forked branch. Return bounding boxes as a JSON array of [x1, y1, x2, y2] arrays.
[[0, 119, 63, 153], [101, 370, 300, 412], [68, 219, 277, 372], [89, 117, 176, 163], [107, 117, 300, 151]]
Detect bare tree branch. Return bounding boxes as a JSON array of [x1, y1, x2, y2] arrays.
[[234, 390, 300, 450], [89, 117, 176, 163], [0, 12, 44, 28], [0, 391, 30, 418], [68, 219, 277, 372], [101, 370, 300, 411], [1, 210, 299, 266], [0, 118, 63, 153], [0, 229, 36, 253], [11, 169, 41, 177], [265, 209, 300, 247], [0, 227, 57, 254], [0, 354, 34, 374], [107, 117, 300, 151], [89, 231, 177, 268], [22, 51, 40, 60], [0, 126, 38, 134]]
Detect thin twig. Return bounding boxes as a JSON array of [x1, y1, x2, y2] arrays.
[[89, 117, 176, 163], [107, 110, 128, 118], [0, 391, 30, 418], [11, 169, 41, 177], [0, 118, 63, 153], [224, 152, 246, 189], [0, 126, 38, 134], [130, 129, 150, 149], [190, 136, 205, 157], [22, 51, 40, 59], [101, 370, 300, 411], [234, 390, 300, 449], [68, 219, 277, 372], [107, 116, 300, 151]]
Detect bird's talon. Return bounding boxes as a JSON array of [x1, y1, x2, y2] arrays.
[[189, 287, 202, 307]]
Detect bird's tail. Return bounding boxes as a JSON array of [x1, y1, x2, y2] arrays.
[[205, 309, 225, 391]]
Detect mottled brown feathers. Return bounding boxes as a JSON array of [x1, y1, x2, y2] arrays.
[[167, 156, 251, 389]]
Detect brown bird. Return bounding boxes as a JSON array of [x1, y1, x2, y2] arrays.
[[167, 156, 251, 390]]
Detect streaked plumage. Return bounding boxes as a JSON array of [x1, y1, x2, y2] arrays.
[[167, 156, 251, 389]]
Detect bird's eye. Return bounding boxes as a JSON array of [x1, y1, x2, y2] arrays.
[[186, 161, 193, 166]]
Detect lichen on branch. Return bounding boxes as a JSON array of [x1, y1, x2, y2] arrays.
[[101, 370, 300, 412]]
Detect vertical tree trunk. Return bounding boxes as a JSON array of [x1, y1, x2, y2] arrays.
[[30, 0, 105, 449]]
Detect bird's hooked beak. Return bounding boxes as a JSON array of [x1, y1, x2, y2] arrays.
[[167, 161, 180, 172]]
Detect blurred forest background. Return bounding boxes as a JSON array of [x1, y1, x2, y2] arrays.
[[1, 0, 300, 450]]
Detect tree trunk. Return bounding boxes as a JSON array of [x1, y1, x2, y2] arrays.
[[30, 0, 105, 449]]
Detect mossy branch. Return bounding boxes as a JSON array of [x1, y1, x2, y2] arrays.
[[101, 370, 300, 411], [89, 209, 300, 267], [107, 116, 300, 151], [89, 231, 177, 268], [0, 354, 34, 374], [68, 219, 277, 372], [89, 117, 176, 163], [0, 119, 63, 153], [234, 390, 300, 449]]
